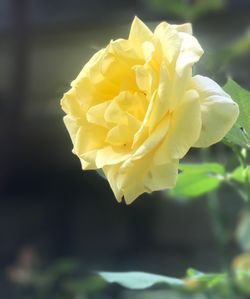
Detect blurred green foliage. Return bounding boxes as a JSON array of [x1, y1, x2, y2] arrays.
[[222, 31, 250, 66], [14, 258, 106, 299], [142, 0, 225, 21], [200, 31, 250, 82], [122, 290, 223, 299]]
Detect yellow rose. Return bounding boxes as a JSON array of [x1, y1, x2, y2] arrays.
[[61, 17, 239, 204]]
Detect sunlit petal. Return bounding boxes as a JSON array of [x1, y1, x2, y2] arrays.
[[192, 75, 239, 147]]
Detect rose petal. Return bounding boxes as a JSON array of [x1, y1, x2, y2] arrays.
[[74, 125, 107, 158], [175, 32, 203, 76], [154, 22, 181, 64], [103, 164, 123, 202], [117, 154, 153, 204], [129, 16, 153, 45], [192, 75, 239, 147], [172, 23, 193, 34], [63, 115, 79, 144], [131, 113, 171, 160], [106, 125, 133, 147], [117, 155, 178, 204], [144, 159, 179, 192], [133, 64, 157, 96], [154, 89, 201, 163], [95, 146, 131, 168], [61, 87, 84, 116], [87, 101, 111, 128]]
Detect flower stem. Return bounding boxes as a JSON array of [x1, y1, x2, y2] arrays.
[[232, 146, 250, 207]]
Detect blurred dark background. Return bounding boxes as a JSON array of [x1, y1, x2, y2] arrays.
[[0, 0, 250, 298]]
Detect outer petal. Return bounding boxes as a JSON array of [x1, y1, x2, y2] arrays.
[[154, 90, 201, 163], [103, 164, 123, 202], [109, 39, 143, 68], [172, 23, 192, 34], [95, 146, 131, 168], [63, 118, 107, 170], [67, 56, 118, 112], [116, 155, 178, 204], [129, 16, 153, 45], [192, 75, 239, 147], [71, 49, 119, 111], [144, 159, 179, 192], [74, 125, 107, 156], [71, 49, 106, 86], [117, 153, 153, 204], [63, 115, 79, 145], [61, 87, 83, 117], [154, 22, 181, 64], [175, 32, 203, 76]]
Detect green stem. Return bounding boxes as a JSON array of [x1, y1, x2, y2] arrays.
[[234, 147, 247, 169], [232, 147, 250, 207], [225, 179, 248, 203]]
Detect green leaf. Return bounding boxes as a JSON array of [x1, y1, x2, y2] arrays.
[[223, 80, 250, 148], [230, 166, 250, 183], [236, 212, 250, 251], [98, 271, 184, 290], [98, 269, 229, 294], [169, 163, 225, 198]]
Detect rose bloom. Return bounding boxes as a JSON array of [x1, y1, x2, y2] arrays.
[[61, 17, 239, 204]]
